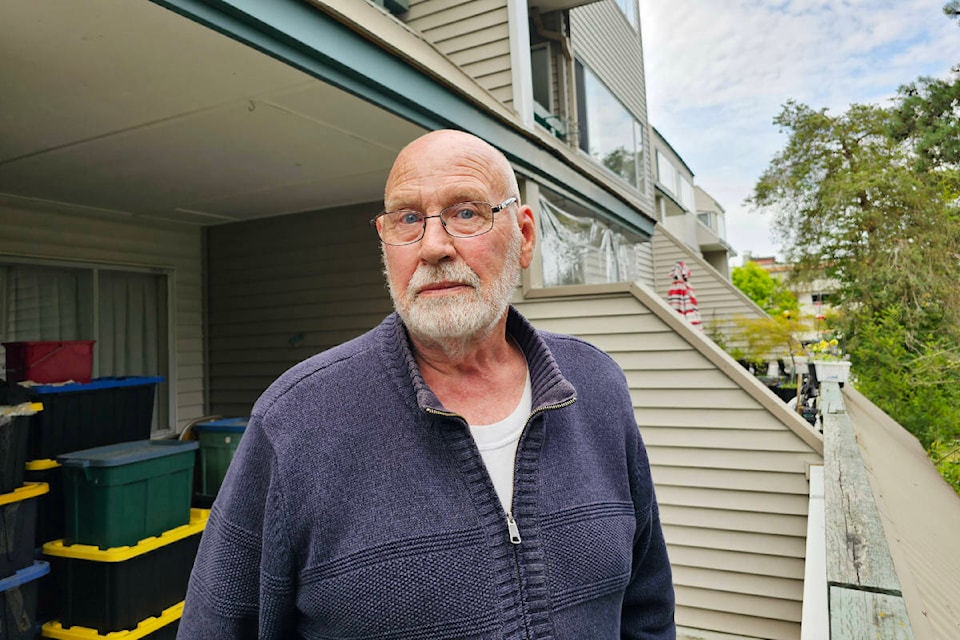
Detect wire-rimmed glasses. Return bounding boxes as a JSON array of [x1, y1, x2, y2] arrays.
[[371, 198, 518, 246]]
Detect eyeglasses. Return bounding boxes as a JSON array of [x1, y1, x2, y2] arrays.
[[372, 198, 518, 246]]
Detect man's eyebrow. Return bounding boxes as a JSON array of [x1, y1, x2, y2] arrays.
[[386, 192, 489, 211]]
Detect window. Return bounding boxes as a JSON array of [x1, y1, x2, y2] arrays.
[[615, 0, 638, 30], [531, 43, 552, 111], [679, 177, 695, 211], [575, 60, 645, 191], [538, 195, 650, 287], [656, 151, 695, 212], [1, 262, 171, 431]]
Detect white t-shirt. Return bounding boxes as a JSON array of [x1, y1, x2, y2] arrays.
[[468, 371, 533, 513]]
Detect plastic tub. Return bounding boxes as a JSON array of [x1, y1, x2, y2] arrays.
[[41, 602, 183, 639], [59, 440, 198, 549], [194, 417, 248, 496], [1, 560, 50, 640], [43, 510, 207, 634], [2, 340, 96, 384], [0, 403, 43, 494], [0, 482, 50, 578], [22, 377, 163, 461], [24, 459, 64, 546]]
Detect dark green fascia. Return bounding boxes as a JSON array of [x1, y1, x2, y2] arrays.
[[149, 0, 656, 239]]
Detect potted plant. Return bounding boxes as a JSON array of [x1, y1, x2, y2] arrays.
[[807, 338, 851, 384]]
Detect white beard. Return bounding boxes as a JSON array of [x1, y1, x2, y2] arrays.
[[386, 230, 522, 353]]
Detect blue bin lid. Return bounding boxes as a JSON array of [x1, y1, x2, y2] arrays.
[[195, 417, 249, 433], [57, 439, 198, 468], [0, 560, 50, 592], [28, 376, 164, 395]]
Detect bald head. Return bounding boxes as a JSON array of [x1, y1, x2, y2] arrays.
[[384, 130, 519, 210]]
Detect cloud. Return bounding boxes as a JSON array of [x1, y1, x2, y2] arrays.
[[639, 0, 960, 261]]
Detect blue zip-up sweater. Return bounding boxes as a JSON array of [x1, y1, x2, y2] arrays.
[[179, 308, 675, 639]]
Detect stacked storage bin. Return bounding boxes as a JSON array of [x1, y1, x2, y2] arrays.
[[0, 401, 50, 639], [193, 417, 248, 501], [41, 440, 202, 639], [20, 376, 165, 547]]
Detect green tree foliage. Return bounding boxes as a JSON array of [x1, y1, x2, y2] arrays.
[[889, 73, 960, 179], [749, 87, 960, 482], [731, 261, 799, 316], [945, 0, 960, 24]]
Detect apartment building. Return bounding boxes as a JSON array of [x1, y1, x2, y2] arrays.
[[0, 1, 824, 637]]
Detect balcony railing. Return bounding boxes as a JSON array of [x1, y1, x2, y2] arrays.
[[804, 382, 915, 639]]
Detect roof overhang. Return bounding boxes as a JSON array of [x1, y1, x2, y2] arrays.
[[0, 0, 655, 238]]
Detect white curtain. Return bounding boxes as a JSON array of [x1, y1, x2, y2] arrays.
[[97, 271, 163, 377], [2, 265, 93, 341]]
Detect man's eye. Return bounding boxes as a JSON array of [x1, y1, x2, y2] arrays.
[[397, 212, 422, 225], [451, 206, 478, 220]]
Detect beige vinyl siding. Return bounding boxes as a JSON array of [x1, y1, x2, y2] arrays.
[[514, 288, 822, 640], [652, 224, 766, 347], [569, 1, 654, 212], [405, 0, 514, 106], [0, 198, 204, 431], [636, 239, 655, 287], [205, 203, 393, 417]]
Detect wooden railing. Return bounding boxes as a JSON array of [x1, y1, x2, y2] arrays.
[[819, 381, 914, 639]]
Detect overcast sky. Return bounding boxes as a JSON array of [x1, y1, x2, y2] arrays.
[[638, 0, 960, 264]]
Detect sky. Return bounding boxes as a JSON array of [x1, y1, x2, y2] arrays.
[[638, 0, 960, 264]]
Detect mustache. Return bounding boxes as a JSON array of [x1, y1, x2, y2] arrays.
[[408, 261, 481, 296]]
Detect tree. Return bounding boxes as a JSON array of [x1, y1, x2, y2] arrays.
[[946, 0, 960, 24], [889, 72, 960, 180], [749, 97, 960, 453], [731, 261, 799, 316]]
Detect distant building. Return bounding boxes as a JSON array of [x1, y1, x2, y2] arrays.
[[651, 127, 736, 279]]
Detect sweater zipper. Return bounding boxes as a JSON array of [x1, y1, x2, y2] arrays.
[[428, 398, 576, 546], [428, 397, 575, 639]]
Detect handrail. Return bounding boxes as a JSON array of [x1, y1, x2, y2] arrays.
[[819, 381, 914, 638]]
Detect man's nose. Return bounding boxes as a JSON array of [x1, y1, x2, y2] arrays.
[[418, 215, 456, 263]]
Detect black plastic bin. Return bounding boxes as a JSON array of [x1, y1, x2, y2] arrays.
[[0, 483, 49, 578], [20, 377, 163, 461], [0, 403, 42, 494], [24, 459, 64, 546], [42, 509, 207, 634], [41, 602, 183, 639], [1, 560, 49, 640]]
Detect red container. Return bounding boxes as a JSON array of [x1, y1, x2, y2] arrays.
[[2, 340, 95, 384]]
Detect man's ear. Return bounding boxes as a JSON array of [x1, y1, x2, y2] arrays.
[[517, 204, 536, 269]]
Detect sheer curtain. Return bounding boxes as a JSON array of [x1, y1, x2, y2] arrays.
[[98, 270, 168, 429], [3, 265, 93, 341]]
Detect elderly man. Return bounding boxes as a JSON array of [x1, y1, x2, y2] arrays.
[[179, 130, 675, 639]]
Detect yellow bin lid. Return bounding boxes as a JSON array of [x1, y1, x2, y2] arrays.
[[42, 601, 183, 639], [0, 481, 49, 505], [43, 509, 209, 562]]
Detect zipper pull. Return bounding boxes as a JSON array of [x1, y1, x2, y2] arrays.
[[506, 513, 522, 545]]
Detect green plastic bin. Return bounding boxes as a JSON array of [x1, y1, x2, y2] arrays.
[[193, 418, 247, 497], [58, 440, 198, 550]]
